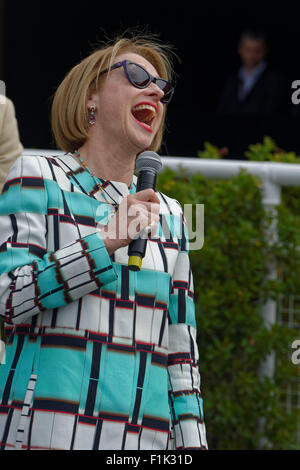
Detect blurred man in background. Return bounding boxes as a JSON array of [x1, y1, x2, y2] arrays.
[[217, 29, 289, 157]]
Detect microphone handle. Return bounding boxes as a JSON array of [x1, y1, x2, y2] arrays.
[[136, 169, 157, 192], [128, 170, 157, 271]]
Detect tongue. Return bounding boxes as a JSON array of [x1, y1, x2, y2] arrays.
[[132, 108, 153, 124]]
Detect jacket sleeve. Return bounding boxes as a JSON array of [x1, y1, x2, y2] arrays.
[[167, 208, 207, 450], [0, 155, 118, 325], [0, 97, 23, 193]]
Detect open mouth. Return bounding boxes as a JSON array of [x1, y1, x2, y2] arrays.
[[131, 103, 157, 133]]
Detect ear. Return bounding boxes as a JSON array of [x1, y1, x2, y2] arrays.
[[87, 96, 97, 109]]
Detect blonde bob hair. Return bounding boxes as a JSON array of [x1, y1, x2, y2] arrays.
[[51, 33, 175, 154]]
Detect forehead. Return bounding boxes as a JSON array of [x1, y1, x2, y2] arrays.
[[240, 38, 265, 50], [114, 52, 159, 77]]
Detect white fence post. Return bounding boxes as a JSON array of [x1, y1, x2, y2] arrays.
[[258, 179, 282, 379]]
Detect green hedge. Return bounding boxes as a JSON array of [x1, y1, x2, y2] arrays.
[[157, 137, 300, 449]]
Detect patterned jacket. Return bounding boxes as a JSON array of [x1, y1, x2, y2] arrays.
[[0, 152, 207, 450]]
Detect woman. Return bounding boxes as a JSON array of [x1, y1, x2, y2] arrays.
[[0, 34, 207, 450]]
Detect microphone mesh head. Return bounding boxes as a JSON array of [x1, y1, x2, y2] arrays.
[[135, 151, 162, 174]]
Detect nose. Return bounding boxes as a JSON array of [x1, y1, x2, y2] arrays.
[[146, 81, 165, 102]]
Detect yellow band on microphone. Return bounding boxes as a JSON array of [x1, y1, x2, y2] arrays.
[[128, 255, 143, 271]]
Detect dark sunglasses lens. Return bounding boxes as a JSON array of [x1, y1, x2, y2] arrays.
[[156, 80, 173, 104], [127, 62, 150, 87]]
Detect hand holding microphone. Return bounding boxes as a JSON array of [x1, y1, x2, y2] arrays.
[[99, 151, 162, 270]]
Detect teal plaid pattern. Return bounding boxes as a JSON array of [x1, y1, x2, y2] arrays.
[[0, 153, 207, 450]]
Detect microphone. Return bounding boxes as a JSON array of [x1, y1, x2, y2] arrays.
[[128, 151, 162, 271]]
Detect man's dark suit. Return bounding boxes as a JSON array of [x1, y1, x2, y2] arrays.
[[218, 65, 288, 117], [216, 65, 289, 157]]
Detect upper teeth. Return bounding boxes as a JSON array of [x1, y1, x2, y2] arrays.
[[132, 104, 156, 114]]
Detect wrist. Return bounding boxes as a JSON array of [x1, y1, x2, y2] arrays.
[[98, 227, 121, 256]]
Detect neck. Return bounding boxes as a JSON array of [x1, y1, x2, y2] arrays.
[[77, 135, 137, 187]]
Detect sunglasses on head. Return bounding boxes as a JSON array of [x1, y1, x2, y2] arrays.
[[99, 60, 174, 105]]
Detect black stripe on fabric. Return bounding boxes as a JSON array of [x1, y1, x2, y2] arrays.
[[132, 302, 137, 348], [2, 177, 21, 193], [188, 290, 194, 300], [79, 415, 97, 426], [29, 244, 47, 259], [41, 334, 86, 350], [142, 416, 169, 432], [131, 352, 147, 424], [98, 412, 128, 422], [0, 242, 7, 253], [154, 301, 168, 310], [59, 214, 76, 225], [163, 242, 179, 250], [98, 290, 116, 300], [38, 283, 72, 305], [15, 325, 31, 335], [10, 400, 23, 409], [125, 423, 140, 434], [159, 214, 174, 243], [70, 415, 78, 450], [2, 335, 25, 405], [68, 173, 90, 197], [0, 407, 14, 450], [84, 342, 102, 417], [188, 264, 192, 289], [173, 280, 189, 289], [168, 352, 191, 365], [131, 389, 142, 424], [21, 177, 45, 189], [158, 310, 167, 348], [157, 242, 168, 273], [188, 325, 195, 364], [105, 181, 123, 198], [53, 209, 59, 251], [33, 399, 79, 414], [48, 208, 59, 216], [181, 214, 187, 252], [29, 315, 38, 340], [10, 214, 18, 242], [151, 351, 167, 368], [27, 409, 34, 449], [99, 179, 111, 190], [87, 331, 108, 343], [76, 298, 82, 330], [137, 352, 147, 388], [136, 342, 152, 353], [121, 425, 127, 450], [177, 413, 197, 421], [50, 308, 58, 328], [135, 294, 155, 308], [121, 265, 129, 300], [108, 299, 114, 338], [107, 343, 133, 354], [0, 405, 9, 414], [67, 165, 85, 176], [94, 264, 114, 276], [61, 189, 71, 217], [115, 299, 134, 310], [92, 418, 103, 450], [178, 289, 186, 323], [172, 390, 194, 399], [74, 215, 96, 227], [46, 158, 60, 175]]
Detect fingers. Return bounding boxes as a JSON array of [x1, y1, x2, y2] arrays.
[[99, 189, 161, 254], [133, 188, 160, 204]]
